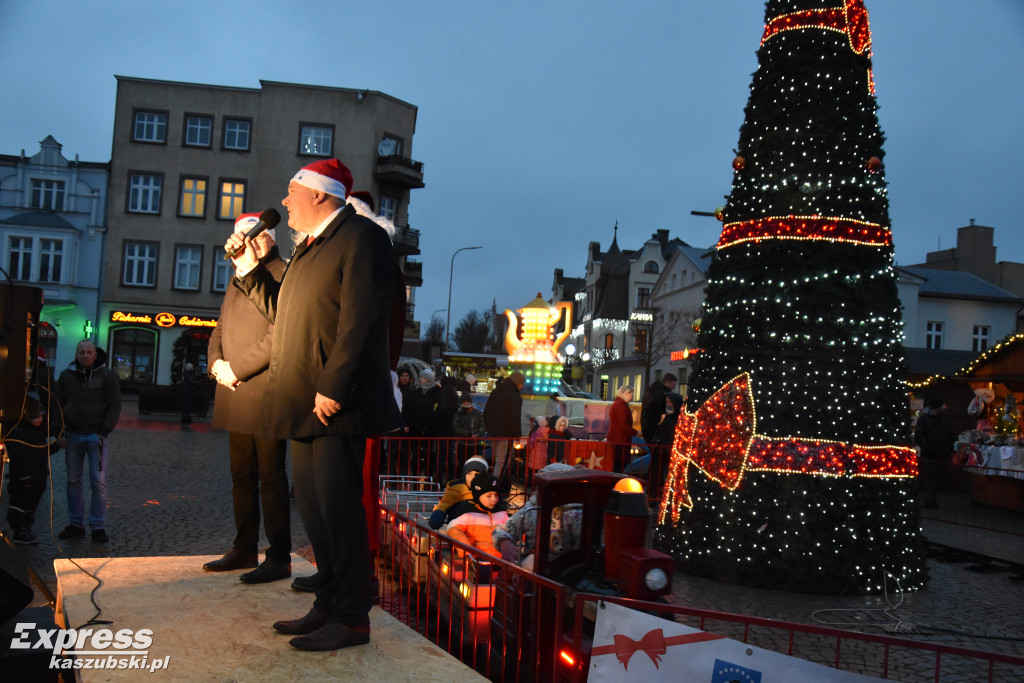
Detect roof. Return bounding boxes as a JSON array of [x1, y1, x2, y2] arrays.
[[900, 266, 1021, 303], [0, 211, 77, 230], [903, 347, 978, 379], [677, 245, 715, 274]]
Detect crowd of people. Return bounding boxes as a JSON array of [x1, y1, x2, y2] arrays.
[[5, 155, 688, 654]]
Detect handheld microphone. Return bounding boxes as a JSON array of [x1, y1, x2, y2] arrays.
[[224, 208, 281, 260]]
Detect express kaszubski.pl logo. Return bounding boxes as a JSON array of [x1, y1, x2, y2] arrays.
[[11, 623, 171, 672]]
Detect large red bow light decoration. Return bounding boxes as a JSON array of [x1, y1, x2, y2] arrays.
[[658, 373, 918, 525]]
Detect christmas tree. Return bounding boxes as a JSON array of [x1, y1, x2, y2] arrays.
[[656, 0, 927, 593]]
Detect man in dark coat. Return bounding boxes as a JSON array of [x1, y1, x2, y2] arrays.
[[204, 213, 290, 582], [483, 372, 525, 483], [54, 340, 121, 542], [914, 397, 953, 508], [227, 158, 400, 652], [640, 372, 677, 443]]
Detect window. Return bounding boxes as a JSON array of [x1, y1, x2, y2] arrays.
[[174, 245, 202, 290], [223, 118, 251, 150], [643, 260, 660, 274], [634, 327, 649, 353], [6, 236, 62, 283], [110, 328, 156, 383], [184, 115, 213, 147], [377, 135, 402, 156], [925, 321, 943, 350], [122, 241, 158, 287], [379, 196, 396, 221], [132, 110, 167, 143], [179, 177, 207, 217], [972, 325, 990, 352], [217, 180, 246, 220], [8, 236, 32, 280], [38, 238, 63, 282], [128, 173, 162, 213], [31, 179, 65, 210], [211, 249, 232, 292], [636, 286, 651, 309], [299, 123, 333, 156], [604, 333, 614, 350]]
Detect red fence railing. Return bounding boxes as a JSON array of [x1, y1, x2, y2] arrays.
[[569, 593, 1024, 683]]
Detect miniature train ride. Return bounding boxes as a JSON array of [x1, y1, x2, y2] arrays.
[[378, 467, 674, 680]]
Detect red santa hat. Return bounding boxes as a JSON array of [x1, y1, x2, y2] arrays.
[[291, 158, 352, 199], [233, 211, 275, 241]]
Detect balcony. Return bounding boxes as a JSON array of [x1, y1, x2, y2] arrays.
[[403, 260, 423, 287], [375, 154, 425, 189], [392, 223, 420, 256]]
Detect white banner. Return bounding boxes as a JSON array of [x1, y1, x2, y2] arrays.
[[589, 602, 890, 682]]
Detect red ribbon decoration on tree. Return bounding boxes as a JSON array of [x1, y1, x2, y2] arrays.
[[658, 373, 918, 524], [762, 0, 871, 55]]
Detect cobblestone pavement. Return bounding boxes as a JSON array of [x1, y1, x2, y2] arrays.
[[3, 396, 1023, 681]]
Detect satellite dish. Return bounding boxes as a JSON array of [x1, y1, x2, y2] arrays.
[[377, 139, 397, 156]]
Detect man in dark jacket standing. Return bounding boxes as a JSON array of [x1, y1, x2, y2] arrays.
[[640, 373, 677, 443], [54, 340, 121, 542], [227, 158, 400, 652], [483, 372, 525, 483], [204, 213, 290, 582], [914, 397, 953, 508]]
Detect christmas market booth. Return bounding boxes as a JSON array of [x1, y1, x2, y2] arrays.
[[908, 333, 1024, 512]]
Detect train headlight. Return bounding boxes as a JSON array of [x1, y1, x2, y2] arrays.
[[644, 568, 668, 591]]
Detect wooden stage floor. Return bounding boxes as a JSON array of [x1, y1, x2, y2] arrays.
[[55, 555, 484, 681]]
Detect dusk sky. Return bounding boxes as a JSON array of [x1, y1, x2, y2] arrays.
[[3, 1, 1022, 331]]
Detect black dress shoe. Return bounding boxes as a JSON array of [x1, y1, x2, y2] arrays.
[[203, 549, 258, 572], [240, 558, 291, 584], [273, 608, 330, 635], [58, 525, 85, 539], [289, 622, 370, 651], [291, 572, 319, 593]]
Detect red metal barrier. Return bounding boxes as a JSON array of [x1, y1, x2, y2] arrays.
[[377, 502, 571, 681], [568, 594, 1024, 683]]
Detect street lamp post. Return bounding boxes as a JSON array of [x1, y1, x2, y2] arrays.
[[445, 246, 483, 352]]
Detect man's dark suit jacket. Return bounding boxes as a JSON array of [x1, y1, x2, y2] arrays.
[[235, 205, 401, 439], [209, 247, 286, 436]]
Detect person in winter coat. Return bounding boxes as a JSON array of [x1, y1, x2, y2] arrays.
[[914, 397, 953, 508], [493, 462, 581, 570], [204, 214, 291, 583], [547, 415, 573, 464], [483, 372, 525, 484], [640, 373, 678, 443], [606, 385, 637, 472], [651, 392, 684, 494], [652, 393, 684, 446], [5, 396, 61, 545], [427, 455, 489, 529], [451, 392, 486, 466], [54, 340, 121, 542], [445, 473, 509, 558]]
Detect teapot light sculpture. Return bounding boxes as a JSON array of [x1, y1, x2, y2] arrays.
[[504, 293, 572, 397]]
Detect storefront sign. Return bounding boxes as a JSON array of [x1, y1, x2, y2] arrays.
[[109, 310, 218, 329], [669, 348, 700, 362]]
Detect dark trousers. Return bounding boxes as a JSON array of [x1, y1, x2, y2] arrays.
[[6, 448, 48, 531], [291, 434, 370, 627], [229, 432, 290, 562]]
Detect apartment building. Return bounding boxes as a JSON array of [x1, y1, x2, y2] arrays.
[[103, 77, 424, 385], [0, 135, 108, 370]]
